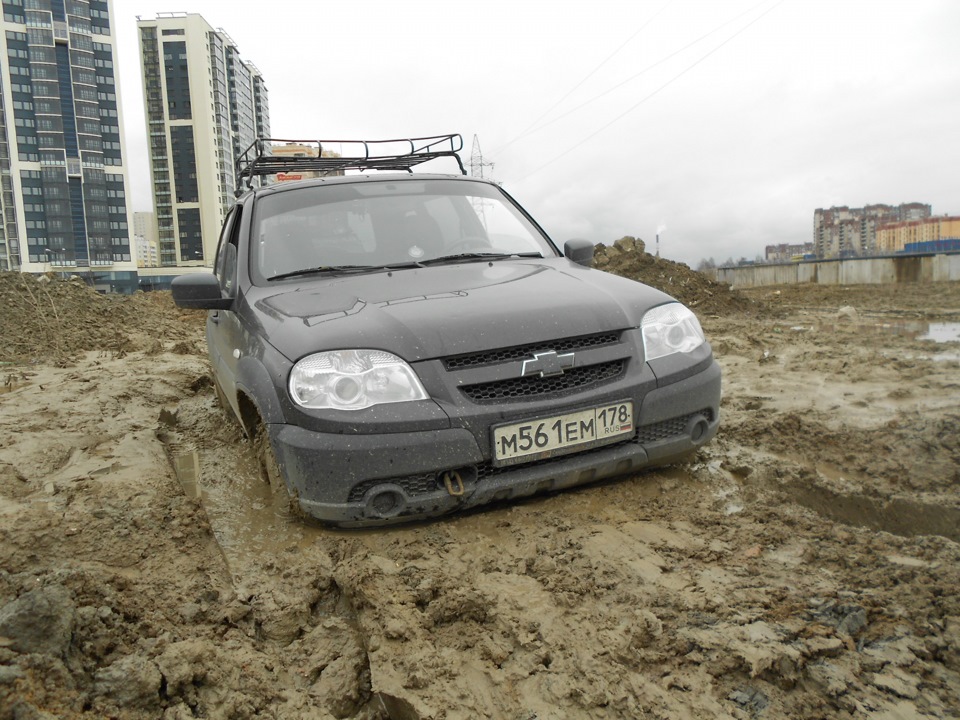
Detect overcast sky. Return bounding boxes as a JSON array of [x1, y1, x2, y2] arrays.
[[114, 0, 960, 267]]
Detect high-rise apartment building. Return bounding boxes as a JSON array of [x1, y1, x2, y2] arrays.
[[813, 203, 931, 258], [137, 13, 270, 268], [0, 0, 137, 291]]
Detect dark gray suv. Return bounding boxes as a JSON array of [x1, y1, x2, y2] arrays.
[[172, 135, 721, 526]]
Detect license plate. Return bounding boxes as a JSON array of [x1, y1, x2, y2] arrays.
[[492, 401, 634, 466]]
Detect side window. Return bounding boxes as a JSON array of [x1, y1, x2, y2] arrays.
[[215, 206, 242, 295]]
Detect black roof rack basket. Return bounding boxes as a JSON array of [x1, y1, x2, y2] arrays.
[[234, 133, 466, 195]]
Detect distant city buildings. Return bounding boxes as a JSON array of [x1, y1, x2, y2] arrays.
[[814, 203, 931, 258], [876, 215, 960, 254], [137, 13, 270, 268], [0, 0, 138, 291], [269, 142, 344, 183], [765, 242, 815, 262], [133, 210, 157, 267]]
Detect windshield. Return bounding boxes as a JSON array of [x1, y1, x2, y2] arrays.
[[251, 178, 557, 282]]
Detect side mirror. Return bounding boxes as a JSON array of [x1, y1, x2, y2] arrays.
[[171, 273, 233, 310], [564, 238, 594, 266]]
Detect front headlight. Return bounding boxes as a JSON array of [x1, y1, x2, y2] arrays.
[[641, 303, 705, 361], [289, 349, 428, 410]]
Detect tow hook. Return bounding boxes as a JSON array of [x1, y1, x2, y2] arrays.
[[441, 470, 465, 497]]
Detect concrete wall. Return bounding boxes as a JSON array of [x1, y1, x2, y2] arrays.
[[716, 253, 960, 288]]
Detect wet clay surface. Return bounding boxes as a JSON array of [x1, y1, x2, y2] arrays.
[[0, 259, 959, 719]]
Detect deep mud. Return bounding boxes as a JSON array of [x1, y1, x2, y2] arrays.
[[0, 257, 958, 719]]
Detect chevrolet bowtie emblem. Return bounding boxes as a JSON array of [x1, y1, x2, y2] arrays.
[[520, 350, 576, 378]]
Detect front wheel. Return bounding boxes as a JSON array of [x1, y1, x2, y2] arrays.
[[254, 425, 303, 520]]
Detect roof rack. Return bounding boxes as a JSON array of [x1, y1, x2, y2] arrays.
[[234, 134, 466, 195]]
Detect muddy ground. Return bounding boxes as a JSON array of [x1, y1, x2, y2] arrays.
[[0, 243, 958, 719]]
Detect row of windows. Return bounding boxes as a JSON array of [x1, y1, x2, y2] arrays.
[[26, 253, 132, 263], [26, 27, 50, 45], [26, 15, 52, 30], [73, 50, 94, 68]]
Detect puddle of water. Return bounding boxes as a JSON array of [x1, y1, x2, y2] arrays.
[[784, 481, 960, 542], [920, 322, 960, 343], [171, 449, 330, 570], [815, 320, 960, 343], [172, 452, 201, 498]]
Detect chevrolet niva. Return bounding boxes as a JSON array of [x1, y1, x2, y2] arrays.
[[171, 135, 720, 526]]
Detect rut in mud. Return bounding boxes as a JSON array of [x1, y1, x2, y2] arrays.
[[0, 259, 959, 719]]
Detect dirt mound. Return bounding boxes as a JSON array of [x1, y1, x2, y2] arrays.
[[0, 272, 203, 363], [594, 236, 762, 317]]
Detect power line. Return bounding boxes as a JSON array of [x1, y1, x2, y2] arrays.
[[506, 0, 774, 146], [492, 0, 673, 157], [507, 0, 786, 186]]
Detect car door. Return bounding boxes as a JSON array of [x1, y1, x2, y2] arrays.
[[208, 206, 242, 413]]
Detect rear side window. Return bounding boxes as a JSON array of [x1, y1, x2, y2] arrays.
[[215, 206, 242, 295]]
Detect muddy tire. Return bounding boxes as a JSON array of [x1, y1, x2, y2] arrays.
[[254, 425, 303, 520]]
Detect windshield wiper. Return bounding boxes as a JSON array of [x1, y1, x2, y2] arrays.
[[420, 252, 543, 266], [267, 264, 377, 281], [267, 253, 542, 280], [381, 261, 426, 270]]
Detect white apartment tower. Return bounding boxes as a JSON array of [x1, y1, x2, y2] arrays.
[[138, 13, 270, 267], [0, 0, 137, 291]]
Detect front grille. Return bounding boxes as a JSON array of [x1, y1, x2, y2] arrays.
[[444, 332, 621, 370], [460, 360, 625, 402]]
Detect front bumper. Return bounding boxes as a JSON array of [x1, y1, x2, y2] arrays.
[[268, 360, 721, 526]]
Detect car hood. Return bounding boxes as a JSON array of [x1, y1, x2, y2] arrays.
[[245, 259, 675, 362]]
